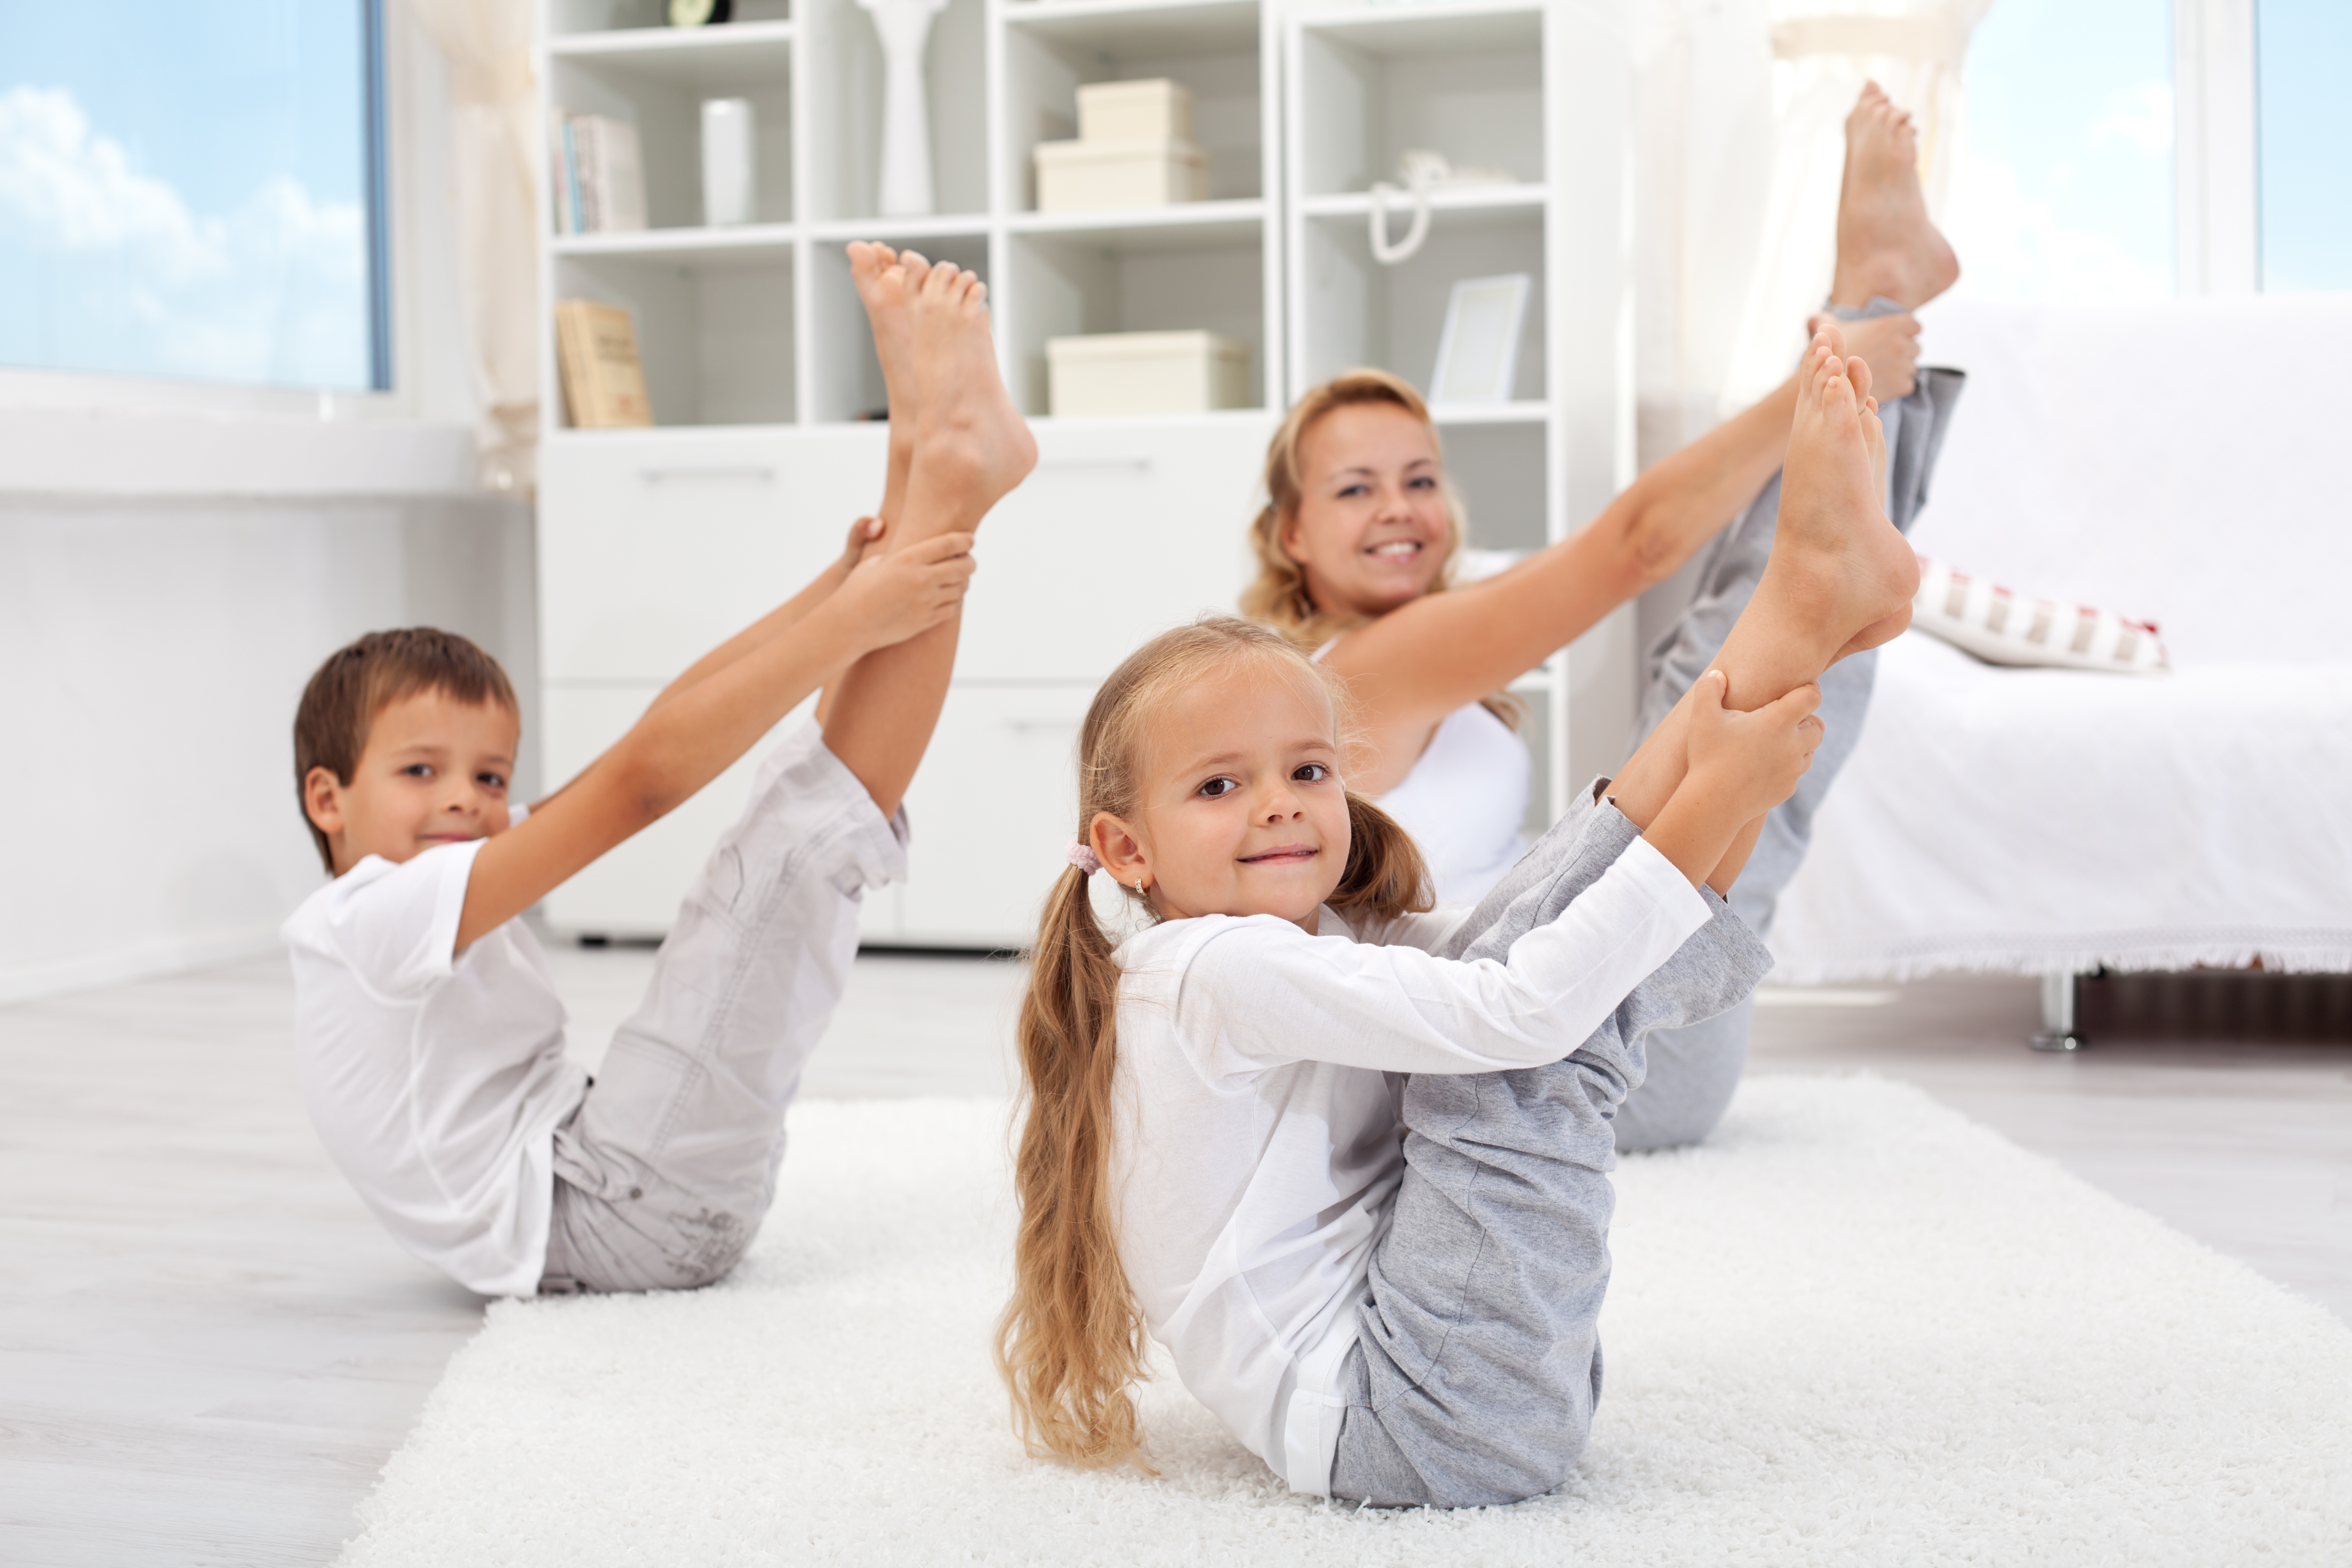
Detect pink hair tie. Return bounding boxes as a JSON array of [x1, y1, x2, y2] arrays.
[[1065, 841, 1102, 874]]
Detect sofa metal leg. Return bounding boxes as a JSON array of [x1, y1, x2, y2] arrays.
[[2032, 968, 2087, 1052]]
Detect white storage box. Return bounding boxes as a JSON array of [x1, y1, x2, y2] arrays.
[[1034, 138, 1207, 211], [1077, 78, 1193, 143], [1047, 330, 1251, 417]]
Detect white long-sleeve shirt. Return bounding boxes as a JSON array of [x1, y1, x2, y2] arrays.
[[1107, 831, 1710, 1495]]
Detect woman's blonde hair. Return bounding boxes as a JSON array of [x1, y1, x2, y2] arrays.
[[1240, 370, 1520, 728], [995, 616, 1431, 1470]]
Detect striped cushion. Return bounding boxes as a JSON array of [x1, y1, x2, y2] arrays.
[[1910, 554, 2169, 674]]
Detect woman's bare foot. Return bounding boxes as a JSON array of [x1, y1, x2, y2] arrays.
[[1746, 328, 1919, 682], [1829, 82, 1960, 311], [906, 263, 1037, 520]]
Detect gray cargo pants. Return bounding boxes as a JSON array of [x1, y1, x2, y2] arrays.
[[1327, 787, 1775, 1506], [539, 723, 906, 1293], [1614, 301, 1965, 1152]]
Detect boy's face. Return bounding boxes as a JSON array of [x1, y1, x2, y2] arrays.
[[304, 690, 519, 876]]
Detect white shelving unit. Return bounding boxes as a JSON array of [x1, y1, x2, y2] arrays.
[[532, 0, 1630, 946]]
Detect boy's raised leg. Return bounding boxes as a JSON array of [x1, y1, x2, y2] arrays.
[[822, 257, 1037, 817]]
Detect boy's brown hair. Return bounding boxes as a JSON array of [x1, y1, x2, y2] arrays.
[[294, 628, 519, 873]]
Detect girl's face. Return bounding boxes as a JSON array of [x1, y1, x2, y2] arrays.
[[1279, 402, 1453, 620], [1090, 661, 1351, 932]]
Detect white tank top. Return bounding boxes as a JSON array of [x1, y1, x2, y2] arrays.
[[1374, 701, 1531, 907]]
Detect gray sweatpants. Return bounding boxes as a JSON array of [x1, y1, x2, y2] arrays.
[[539, 724, 907, 1293], [1327, 787, 1775, 1506], [1613, 303, 1966, 1153]]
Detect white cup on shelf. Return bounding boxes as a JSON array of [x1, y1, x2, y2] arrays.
[[701, 98, 755, 227]]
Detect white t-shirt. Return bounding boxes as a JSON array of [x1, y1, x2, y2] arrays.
[[1107, 831, 1708, 1496], [281, 840, 589, 1295]]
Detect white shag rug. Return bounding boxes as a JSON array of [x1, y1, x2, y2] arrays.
[[338, 1077, 2352, 1566]]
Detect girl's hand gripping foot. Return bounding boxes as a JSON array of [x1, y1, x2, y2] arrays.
[[1686, 671, 1825, 822]]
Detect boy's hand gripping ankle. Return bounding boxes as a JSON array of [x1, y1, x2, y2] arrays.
[[825, 531, 977, 655]]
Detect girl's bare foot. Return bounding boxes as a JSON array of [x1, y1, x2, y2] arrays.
[[907, 262, 1037, 516], [1759, 327, 1919, 665], [1829, 82, 1960, 310]]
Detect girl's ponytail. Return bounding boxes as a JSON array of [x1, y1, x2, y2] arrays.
[[1331, 791, 1434, 922], [995, 865, 1149, 1469]]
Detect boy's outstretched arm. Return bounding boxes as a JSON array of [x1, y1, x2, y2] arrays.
[[456, 533, 975, 949], [820, 252, 1037, 818]]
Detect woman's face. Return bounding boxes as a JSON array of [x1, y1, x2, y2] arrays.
[[1280, 402, 1452, 620]]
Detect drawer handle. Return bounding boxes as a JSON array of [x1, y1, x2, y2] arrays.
[[1038, 457, 1153, 473], [1004, 717, 1082, 732], [638, 464, 777, 484]]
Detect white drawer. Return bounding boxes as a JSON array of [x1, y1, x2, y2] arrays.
[[897, 682, 1097, 948], [950, 414, 1278, 681], [536, 683, 902, 944], [539, 427, 891, 683]]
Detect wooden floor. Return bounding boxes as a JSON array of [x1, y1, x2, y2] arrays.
[[3, 946, 2346, 1566]]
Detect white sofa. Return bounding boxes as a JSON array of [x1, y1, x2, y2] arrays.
[[1767, 294, 2352, 1039]]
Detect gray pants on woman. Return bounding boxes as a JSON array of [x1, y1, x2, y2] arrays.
[[1328, 787, 1775, 1506], [1614, 306, 1965, 1152]]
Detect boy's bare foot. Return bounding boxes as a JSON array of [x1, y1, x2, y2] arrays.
[[848, 241, 919, 408], [1829, 82, 1960, 311], [1756, 327, 1919, 673], [906, 262, 1037, 516]]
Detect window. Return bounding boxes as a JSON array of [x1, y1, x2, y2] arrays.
[[2257, 0, 2352, 293], [0, 1, 388, 392], [1950, 0, 2176, 305]]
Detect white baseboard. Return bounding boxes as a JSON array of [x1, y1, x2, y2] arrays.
[[0, 924, 286, 1006]]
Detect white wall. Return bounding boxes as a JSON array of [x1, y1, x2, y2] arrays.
[[0, 480, 535, 1003]]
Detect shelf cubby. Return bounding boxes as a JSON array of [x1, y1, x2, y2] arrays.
[[1294, 204, 1546, 405], [1291, 2, 1545, 199], [554, 248, 797, 427], [549, 28, 795, 230], [1440, 419, 1548, 553], [548, 2, 792, 36], [801, 0, 990, 223], [1006, 220, 1265, 417], [1001, 0, 1265, 209]]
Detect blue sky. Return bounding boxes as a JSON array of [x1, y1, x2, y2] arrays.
[[0, 1, 374, 389], [2257, 0, 2352, 292]]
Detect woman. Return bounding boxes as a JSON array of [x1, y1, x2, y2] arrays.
[[1240, 85, 1966, 1148]]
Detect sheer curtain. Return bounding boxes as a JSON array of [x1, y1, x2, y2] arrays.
[[1719, 0, 1991, 413], [402, 0, 540, 492]]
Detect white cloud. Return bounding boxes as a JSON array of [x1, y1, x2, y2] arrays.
[[0, 85, 371, 387], [2090, 81, 2174, 157], [1948, 147, 2172, 305]]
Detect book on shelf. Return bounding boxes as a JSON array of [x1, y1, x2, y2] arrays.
[[549, 113, 647, 235], [554, 299, 653, 428]]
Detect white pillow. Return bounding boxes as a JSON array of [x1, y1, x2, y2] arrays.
[[1909, 554, 2169, 674]]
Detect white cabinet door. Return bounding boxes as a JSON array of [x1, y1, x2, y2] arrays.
[[952, 414, 1279, 682], [539, 427, 890, 683], [536, 686, 903, 944], [897, 683, 1097, 949]]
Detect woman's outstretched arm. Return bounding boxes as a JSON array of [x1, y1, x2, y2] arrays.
[[1327, 315, 1912, 794]]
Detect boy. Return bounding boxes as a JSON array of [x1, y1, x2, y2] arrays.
[[284, 251, 1037, 1295]]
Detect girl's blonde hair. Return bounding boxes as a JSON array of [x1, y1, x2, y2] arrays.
[[995, 616, 1431, 1470], [1240, 370, 1520, 728]]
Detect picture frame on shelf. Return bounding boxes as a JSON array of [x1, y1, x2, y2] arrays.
[[1430, 273, 1529, 405]]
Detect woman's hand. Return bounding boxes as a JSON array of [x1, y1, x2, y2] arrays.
[[1684, 670, 1824, 822], [1815, 310, 1919, 401], [826, 531, 977, 655]]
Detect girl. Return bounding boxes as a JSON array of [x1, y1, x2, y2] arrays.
[[998, 328, 1912, 1505], [1241, 85, 1965, 1150]]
